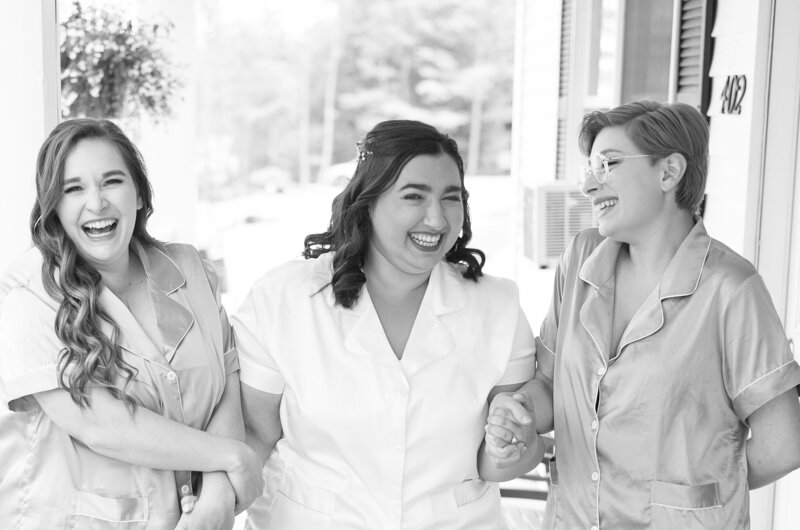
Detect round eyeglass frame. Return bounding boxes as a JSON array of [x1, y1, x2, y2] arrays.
[[578, 153, 653, 185]]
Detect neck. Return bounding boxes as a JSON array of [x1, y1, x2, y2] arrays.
[[363, 253, 431, 305], [97, 251, 139, 296], [625, 210, 695, 274]]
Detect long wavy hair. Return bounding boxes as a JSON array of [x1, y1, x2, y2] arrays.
[[30, 119, 160, 410], [304, 119, 485, 308]]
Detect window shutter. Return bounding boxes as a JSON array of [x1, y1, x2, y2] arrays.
[[555, 0, 572, 181], [673, 0, 715, 113]]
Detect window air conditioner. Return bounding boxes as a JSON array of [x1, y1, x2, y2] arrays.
[[523, 182, 596, 268]]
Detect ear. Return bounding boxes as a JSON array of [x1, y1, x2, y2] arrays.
[[659, 153, 687, 193]]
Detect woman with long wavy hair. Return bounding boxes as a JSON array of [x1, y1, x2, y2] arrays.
[[234, 119, 542, 528], [0, 119, 262, 529]]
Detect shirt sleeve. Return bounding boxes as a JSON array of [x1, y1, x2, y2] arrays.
[[536, 254, 566, 381], [231, 283, 286, 394], [495, 307, 536, 386], [0, 287, 63, 410], [724, 273, 800, 421], [201, 259, 239, 376]]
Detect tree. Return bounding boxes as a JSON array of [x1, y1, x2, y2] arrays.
[[60, 0, 182, 120]]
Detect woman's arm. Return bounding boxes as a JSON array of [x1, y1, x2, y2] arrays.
[[33, 385, 262, 496], [747, 388, 800, 489], [478, 383, 546, 482], [176, 373, 248, 529], [241, 382, 282, 467]]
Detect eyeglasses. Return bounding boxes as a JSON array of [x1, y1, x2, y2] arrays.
[[578, 153, 652, 185]]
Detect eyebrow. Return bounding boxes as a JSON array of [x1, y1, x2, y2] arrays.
[[398, 183, 463, 194], [63, 170, 127, 184]]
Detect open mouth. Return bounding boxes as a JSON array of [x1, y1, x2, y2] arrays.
[[409, 232, 443, 251], [82, 219, 118, 239], [594, 199, 618, 215]]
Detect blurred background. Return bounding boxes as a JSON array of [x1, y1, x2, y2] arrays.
[[3, 0, 800, 528]]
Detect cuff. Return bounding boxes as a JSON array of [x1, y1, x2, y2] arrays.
[[733, 360, 800, 421], [223, 347, 240, 376], [238, 356, 285, 394], [4, 363, 60, 410]]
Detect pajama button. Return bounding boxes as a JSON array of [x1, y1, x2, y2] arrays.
[[166, 371, 176, 381], [591, 472, 599, 481]]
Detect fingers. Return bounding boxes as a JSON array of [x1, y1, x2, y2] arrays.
[[485, 435, 525, 466], [180, 495, 197, 514], [174, 514, 190, 530], [486, 410, 527, 442]]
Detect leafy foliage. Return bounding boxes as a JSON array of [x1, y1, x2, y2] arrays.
[[195, 0, 514, 193], [60, 1, 182, 120]]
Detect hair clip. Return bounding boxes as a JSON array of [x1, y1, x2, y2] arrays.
[[356, 140, 373, 163]]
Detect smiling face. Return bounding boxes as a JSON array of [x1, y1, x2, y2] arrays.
[[581, 126, 667, 243], [56, 138, 142, 274], [366, 153, 464, 281]]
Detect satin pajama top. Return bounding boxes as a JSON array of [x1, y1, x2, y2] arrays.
[[537, 220, 800, 529], [0, 242, 237, 529]]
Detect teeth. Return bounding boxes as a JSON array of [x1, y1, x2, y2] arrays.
[[83, 219, 115, 229], [409, 233, 442, 247], [595, 199, 618, 212]]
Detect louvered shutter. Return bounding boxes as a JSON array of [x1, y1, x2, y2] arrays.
[[554, 0, 571, 181], [673, 0, 715, 113]]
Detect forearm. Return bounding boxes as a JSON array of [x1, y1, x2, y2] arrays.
[[199, 374, 246, 498], [746, 441, 800, 489], [35, 387, 248, 474], [478, 433, 545, 483], [517, 375, 554, 433]]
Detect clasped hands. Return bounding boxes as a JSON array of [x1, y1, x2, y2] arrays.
[[175, 446, 264, 530], [484, 391, 540, 467]]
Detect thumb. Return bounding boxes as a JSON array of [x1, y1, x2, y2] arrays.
[[504, 395, 533, 425]]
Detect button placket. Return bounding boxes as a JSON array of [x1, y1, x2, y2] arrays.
[[388, 372, 408, 523]]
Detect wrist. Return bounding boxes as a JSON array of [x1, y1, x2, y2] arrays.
[[201, 471, 235, 502], [223, 440, 250, 474]]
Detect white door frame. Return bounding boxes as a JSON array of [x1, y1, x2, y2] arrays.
[[751, 0, 800, 527]]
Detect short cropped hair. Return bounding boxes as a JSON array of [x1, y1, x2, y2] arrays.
[[579, 101, 709, 213]]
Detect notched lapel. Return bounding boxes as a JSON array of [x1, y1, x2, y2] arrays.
[[150, 288, 195, 363], [579, 282, 614, 360], [139, 243, 195, 363], [615, 288, 664, 358], [99, 287, 168, 368], [342, 289, 397, 365], [400, 304, 456, 376]]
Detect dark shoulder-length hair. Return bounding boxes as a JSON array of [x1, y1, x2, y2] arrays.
[[30, 118, 160, 410], [304, 119, 485, 308]]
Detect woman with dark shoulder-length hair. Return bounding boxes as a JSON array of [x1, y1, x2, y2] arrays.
[[234, 119, 542, 529], [0, 119, 263, 529], [486, 101, 800, 529]]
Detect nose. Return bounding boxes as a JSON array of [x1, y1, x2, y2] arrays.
[[580, 173, 601, 197], [423, 200, 447, 231], [86, 186, 108, 212]]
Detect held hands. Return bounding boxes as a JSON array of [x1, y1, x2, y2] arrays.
[[484, 391, 538, 468]]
